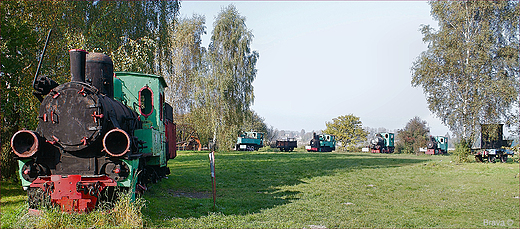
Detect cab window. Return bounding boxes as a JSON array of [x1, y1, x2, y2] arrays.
[[139, 86, 153, 118]]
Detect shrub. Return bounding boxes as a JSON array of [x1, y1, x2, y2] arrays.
[[346, 145, 361, 152], [394, 142, 414, 154], [395, 116, 430, 154], [1, 145, 19, 180], [452, 139, 472, 163]]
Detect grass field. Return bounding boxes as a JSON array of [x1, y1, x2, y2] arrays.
[[1, 150, 519, 228]]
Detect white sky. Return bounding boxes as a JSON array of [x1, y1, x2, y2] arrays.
[[179, 1, 452, 136]]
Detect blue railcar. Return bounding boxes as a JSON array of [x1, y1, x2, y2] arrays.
[[369, 133, 394, 153], [236, 132, 264, 151], [306, 133, 336, 152]]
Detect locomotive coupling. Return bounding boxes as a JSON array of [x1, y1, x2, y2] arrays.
[[103, 128, 131, 157], [11, 130, 42, 157]]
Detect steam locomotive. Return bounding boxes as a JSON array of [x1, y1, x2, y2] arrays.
[[369, 133, 394, 153], [426, 135, 448, 155], [305, 133, 336, 152], [10, 49, 176, 212]]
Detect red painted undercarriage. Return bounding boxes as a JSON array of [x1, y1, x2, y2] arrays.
[[30, 175, 117, 212]]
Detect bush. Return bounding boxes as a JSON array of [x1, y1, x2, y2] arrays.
[[394, 142, 414, 154], [452, 139, 472, 163], [395, 116, 430, 154], [1, 145, 18, 180], [346, 145, 361, 152]]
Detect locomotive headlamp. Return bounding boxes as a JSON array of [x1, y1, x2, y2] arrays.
[[102, 160, 130, 182]]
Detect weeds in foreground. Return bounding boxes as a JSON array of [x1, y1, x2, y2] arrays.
[[11, 191, 145, 228]]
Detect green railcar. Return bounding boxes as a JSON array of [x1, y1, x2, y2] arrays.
[[369, 133, 394, 153], [236, 132, 264, 151], [426, 135, 448, 155], [306, 133, 336, 152]]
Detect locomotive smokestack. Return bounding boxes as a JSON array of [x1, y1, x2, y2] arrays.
[[69, 49, 88, 82], [11, 130, 41, 157], [103, 128, 131, 157]]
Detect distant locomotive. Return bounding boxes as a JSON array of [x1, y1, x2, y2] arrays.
[[369, 133, 394, 153], [426, 136, 448, 155], [474, 124, 514, 163], [306, 133, 336, 152], [275, 138, 297, 152], [10, 49, 176, 212], [235, 132, 264, 151]]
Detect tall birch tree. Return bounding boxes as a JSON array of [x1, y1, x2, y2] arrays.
[[205, 5, 259, 149], [411, 0, 519, 144]]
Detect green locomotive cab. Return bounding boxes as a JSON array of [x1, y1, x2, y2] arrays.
[[380, 132, 394, 148], [435, 136, 448, 153], [114, 72, 176, 186]]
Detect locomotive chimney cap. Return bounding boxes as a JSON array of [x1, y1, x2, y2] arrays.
[[69, 49, 88, 53], [87, 52, 113, 64]]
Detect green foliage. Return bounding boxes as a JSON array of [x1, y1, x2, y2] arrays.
[[452, 138, 473, 163], [208, 4, 259, 149], [112, 37, 157, 74], [36, 192, 145, 228], [1, 1, 40, 179], [165, 15, 207, 117], [324, 114, 367, 151], [411, 1, 519, 142], [165, 14, 211, 147], [395, 116, 430, 154], [241, 110, 268, 134], [188, 4, 259, 150], [394, 143, 414, 154]]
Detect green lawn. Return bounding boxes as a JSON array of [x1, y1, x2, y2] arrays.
[[2, 151, 519, 228]]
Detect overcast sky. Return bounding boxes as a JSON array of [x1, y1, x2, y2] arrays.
[[179, 1, 452, 136]]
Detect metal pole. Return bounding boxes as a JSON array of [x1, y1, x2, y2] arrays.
[[32, 29, 52, 90], [209, 151, 216, 208]]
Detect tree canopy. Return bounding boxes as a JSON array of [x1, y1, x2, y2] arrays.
[[324, 114, 368, 151], [196, 4, 259, 149], [411, 0, 519, 143], [395, 117, 430, 154], [136, 5, 261, 150]]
